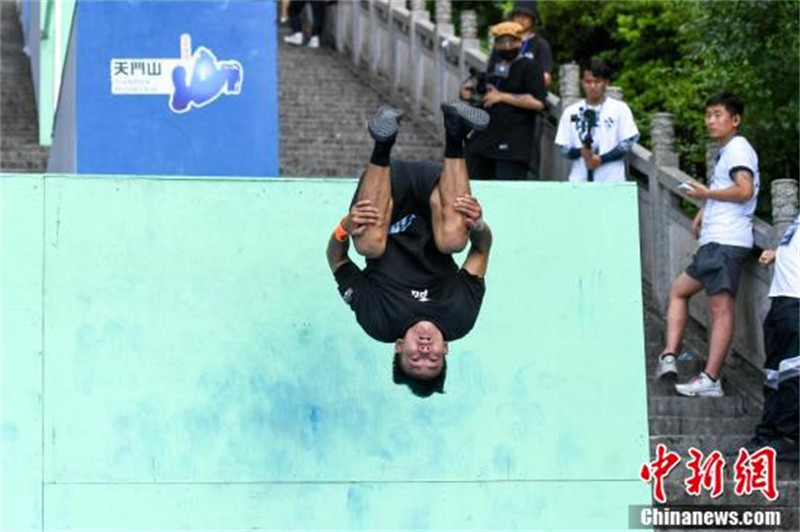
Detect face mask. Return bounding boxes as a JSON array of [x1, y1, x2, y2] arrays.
[[497, 48, 520, 61]]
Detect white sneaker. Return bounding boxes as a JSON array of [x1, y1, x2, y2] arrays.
[[307, 36, 320, 49], [283, 32, 304, 46], [654, 353, 678, 378], [675, 372, 723, 397]]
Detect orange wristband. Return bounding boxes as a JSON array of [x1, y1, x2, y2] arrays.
[[334, 217, 349, 242]]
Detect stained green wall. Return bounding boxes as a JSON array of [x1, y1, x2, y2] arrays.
[[1, 174, 650, 531]]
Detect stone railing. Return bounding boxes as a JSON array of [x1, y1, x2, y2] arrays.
[[325, 0, 799, 369]]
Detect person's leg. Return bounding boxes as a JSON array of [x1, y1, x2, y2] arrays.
[[662, 272, 704, 355], [310, 0, 326, 37], [280, 0, 290, 22], [431, 102, 489, 255], [288, 0, 305, 33], [495, 160, 529, 181], [467, 153, 494, 181], [526, 113, 542, 180], [703, 291, 735, 379], [350, 106, 403, 258], [756, 298, 800, 444]]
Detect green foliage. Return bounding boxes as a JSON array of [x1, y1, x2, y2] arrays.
[[536, 0, 799, 220]]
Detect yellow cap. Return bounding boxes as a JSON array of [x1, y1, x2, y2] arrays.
[[490, 21, 524, 39]]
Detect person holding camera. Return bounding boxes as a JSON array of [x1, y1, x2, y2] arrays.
[[460, 22, 547, 181], [554, 58, 639, 183]]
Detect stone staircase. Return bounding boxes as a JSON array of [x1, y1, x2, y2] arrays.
[[0, 0, 48, 172], [642, 284, 799, 530], [278, 26, 442, 177]]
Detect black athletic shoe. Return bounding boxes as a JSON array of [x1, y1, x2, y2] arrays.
[[440, 101, 490, 137], [367, 104, 405, 142]]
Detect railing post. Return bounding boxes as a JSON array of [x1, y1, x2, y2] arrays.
[[606, 86, 623, 102], [559, 63, 580, 108], [434, 0, 454, 107], [458, 10, 478, 81], [368, 0, 379, 76], [335, 0, 347, 53], [771, 179, 800, 245], [651, 113, 679, 168], [351, 0, 363, 68], [409, 0, 429, 114], [648, 113, 680, 309]]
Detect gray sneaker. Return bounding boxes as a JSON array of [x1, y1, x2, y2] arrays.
[[440, 101, 490, 137], [654, 353, 678, 378], [367, 104, 405, 142]]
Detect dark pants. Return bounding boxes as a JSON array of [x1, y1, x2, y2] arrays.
[[468, 155, 528, 181], [755, 297, 799, 442], [526, 113, 543, 180], [289, 0, 325, 37]]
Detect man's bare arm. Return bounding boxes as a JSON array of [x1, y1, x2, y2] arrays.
[[462, 222, 492, 278], [326, 232, 352, 274]]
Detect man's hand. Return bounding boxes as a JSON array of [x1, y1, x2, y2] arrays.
[[481, 86, 505, 108], [581, 146, 601, 170], [344, 200, 381, 236], [759, 249, 776, 266], [685, 182, 711, 200], [453, 195, 484, 230]]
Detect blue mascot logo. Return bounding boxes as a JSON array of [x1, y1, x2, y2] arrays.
[[170, 34, 243, 113], [111, 34, 244, 113]]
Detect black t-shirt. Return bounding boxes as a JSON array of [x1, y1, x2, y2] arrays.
[[334, 160, 486, 342], [520, 34, 553, 74], [465, 55, 547, 163]]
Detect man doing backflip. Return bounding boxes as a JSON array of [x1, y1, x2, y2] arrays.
[[326, 102, 493, 397]]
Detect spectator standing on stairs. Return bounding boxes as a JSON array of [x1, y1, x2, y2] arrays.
[[554, 58, 639, 183], [509, 0, 553, 180], [283, 0, 326, 49], [744, 214, 799, 461], [654, 92, 760, 398]]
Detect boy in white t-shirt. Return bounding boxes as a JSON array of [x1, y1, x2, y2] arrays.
[[555, 58, 640, 183], [745, 216, 799, 460], [655, 92, 760, 397]]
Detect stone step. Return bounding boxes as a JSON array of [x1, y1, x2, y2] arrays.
[[648, 395, 753, 417], [650, 415, 761, 436], [659, 478, 798, 507], [649, 434, 800, 461]]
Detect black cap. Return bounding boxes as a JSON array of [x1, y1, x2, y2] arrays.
[[511, 1, 539, 23]]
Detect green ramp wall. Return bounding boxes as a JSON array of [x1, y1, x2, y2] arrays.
[[1, 174, 651, 531]]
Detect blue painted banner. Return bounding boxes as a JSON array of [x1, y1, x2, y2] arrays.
[[76, 0, 278, 176]]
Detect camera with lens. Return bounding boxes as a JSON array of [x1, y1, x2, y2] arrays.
[[570, 106, 598, 148], [466, 60, 513, 108]]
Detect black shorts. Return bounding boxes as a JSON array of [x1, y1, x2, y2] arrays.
[[352, 160, 457, 287], [685, 242, 751, 297]]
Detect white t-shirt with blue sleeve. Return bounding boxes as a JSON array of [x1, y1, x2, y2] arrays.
[[699, 135, 760, 248]]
